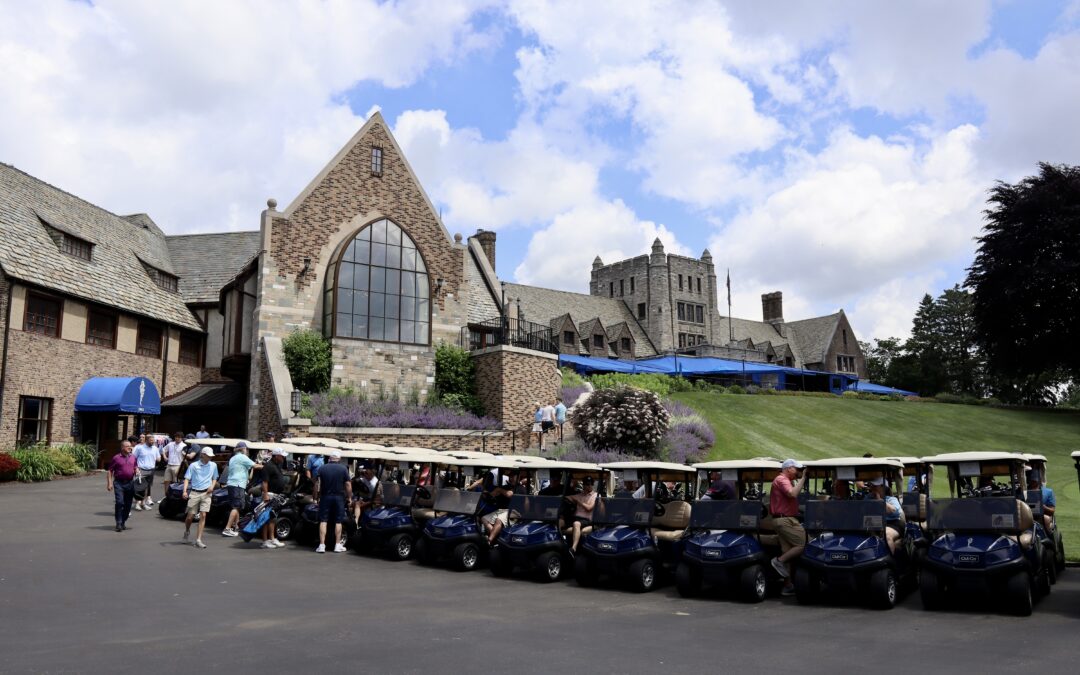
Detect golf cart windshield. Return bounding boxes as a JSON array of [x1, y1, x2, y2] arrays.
[[804, 500, 886, 532], [689, 499, 762, 530], [508, 494, 562, 523], [1024, 490, 1044, 517], [927, 497, 1021, 532], [379, 483, 416, 508], [591, 497, 653, 526], [433, 489, 483, 515]]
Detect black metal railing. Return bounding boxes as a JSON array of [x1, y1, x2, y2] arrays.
[[461, 316, 558, 354]]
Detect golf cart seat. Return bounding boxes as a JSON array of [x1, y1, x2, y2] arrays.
[[412, 507, 436, 521], [756, 515, 779, 547], [1015, 499, 1035, 549], [651, 500, 691, 542]]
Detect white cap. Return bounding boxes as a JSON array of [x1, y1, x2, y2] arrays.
[[329, 451, 341, 460], [781, 459, 804, 470], [867, 477, 885, 486], [271, 448, 287, 457], [200, 447, 214, 457]]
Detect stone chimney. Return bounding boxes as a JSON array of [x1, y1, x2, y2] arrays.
[[762, 291, 784, 324], [475, 229, 496, 270]]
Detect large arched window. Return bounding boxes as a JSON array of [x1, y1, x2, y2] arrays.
[[324, 219, 430, 344]]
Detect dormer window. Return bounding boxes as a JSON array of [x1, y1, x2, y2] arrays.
[[371, 147, 383, 176], [143, 262, 179, 293], [60, 233, 93, 261]]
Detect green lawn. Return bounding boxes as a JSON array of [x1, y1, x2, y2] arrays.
[[672, 392, 1080, 558]]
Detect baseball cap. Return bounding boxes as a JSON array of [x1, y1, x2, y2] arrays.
[[781, 459, 804, 470], [271, 448, 287, 457], [200, 447, 214, 457], [329, 450, 342, 460], [867, 477, 886, 486], [236, 441, 248, 449]]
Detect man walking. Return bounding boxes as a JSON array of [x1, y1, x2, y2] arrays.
[[222, 442, 261, 537], [313, 451, 351, 553], [106, 440, 138, 532], [132, 433, 161, 511], [258, 449, 289, 549], [162, 431, 191, 498], [182, 447, 220, 549], [554, 397, 567, 444], [769, 458, 809, 596]]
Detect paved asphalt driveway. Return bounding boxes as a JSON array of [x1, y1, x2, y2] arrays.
[[1, 474, 1076, 674]]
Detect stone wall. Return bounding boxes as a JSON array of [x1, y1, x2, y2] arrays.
[[0, 329, 201, 447], [252, 348, 281, 441], [331, 338, 434, 399], [285, 425, 518, 455], [473, 345, 560, 437], [822, 311, 868, 380]]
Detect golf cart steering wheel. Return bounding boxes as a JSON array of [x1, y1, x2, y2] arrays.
[[654, 501, 667, 517], [416, 486, 431, 500], [654, 481, 671, 503]]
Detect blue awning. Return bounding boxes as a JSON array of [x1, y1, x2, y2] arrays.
[[74, 377, 161, 414], [847, 381, 918, 397], [558, 354, 670, 374]]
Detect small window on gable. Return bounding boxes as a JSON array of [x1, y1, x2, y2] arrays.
[[371, 146, 384, 176], [61, 233, 93, 261], [143, 262, 179, 293], [563, 330, 575, 345], [593, 334, 604, 349], [620, 337, 631, 352], [843, 329, 848, 348]]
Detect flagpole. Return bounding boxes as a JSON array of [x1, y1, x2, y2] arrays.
[[726, 268, 733, 343]]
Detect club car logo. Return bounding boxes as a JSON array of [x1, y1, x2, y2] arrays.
[[432, 528, 445, 536], [830, 552, 849, 561], [511, 536, 525, 544], [958, 554, 980, 563], [704, 549, 722, 558], [598, 542, 616, 551]]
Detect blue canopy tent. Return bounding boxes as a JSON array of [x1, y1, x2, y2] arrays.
[[74, 377, 161, 415], [558, 354, 670, 375], [846, 381, 917, 397]]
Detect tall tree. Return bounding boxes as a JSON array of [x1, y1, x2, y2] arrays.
[[967, 163, 1080, 387], [905, 294, 949, 395], [936, 285, 983, 395]]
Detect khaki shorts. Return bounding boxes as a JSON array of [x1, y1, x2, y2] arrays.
[[773, 516, 806, 553], [186, 490, 213, 515], [482, 509, 508, 527], [164, 465, 182, 483]]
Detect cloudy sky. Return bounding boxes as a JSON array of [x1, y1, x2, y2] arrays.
[[3, 1, 1079, 342]]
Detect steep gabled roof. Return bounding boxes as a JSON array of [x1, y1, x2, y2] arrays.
[[502, 282, 658, 356], [166, 231, 260, 304], [577, 317, 607, 337], [785, 313, 842, 365], [0, 163, 202, 331]]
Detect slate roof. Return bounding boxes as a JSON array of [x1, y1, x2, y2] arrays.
[[166, 231, 260, 304], [503, 282, 658, 356], [717, 313, 841, 369], [0, 163, 203, 331], [784, 313, 841, 365]]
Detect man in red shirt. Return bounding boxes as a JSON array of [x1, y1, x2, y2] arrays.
[[106, 440, 138, 532], [769, 458, 808, 596]]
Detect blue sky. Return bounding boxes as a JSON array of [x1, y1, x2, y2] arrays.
[[2, 0, 1079, 341]]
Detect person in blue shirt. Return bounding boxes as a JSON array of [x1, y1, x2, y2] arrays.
[[182, 448, 220, 548], [532, 403, 544, 450], [1027, 472, 1056, 532], [868, 478, 903, 554], [222, 442, 262, 538], [305, 453, 325, 490], [554, 397, 568, 444]]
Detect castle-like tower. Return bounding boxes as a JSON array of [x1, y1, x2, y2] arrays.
[[589, 239, 718, 352]]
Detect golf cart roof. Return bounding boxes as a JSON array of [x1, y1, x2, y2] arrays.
[[529, 460, 605, 472], [185, 437, 248, 447], [805, 457, 904, 469], [379, 449, 441, 463], [444, 450, 498, 460], [437, 455, 520, 469], [378, 446, 439, 455], [885, 456, 922, 466], [1020, 453, 1048, 463], [334, 448, 398, 461], [601, 461, 696, 473], [286, 437, 344, 447], [693, 459, 782, 471], [922, 451, 1027, 464], [243, 442, 307, 454]]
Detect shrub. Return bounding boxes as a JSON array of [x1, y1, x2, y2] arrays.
[[282, 329, 332, 393], [307, 388, 499, 430], [432, 343, 482, 415], [55, 443, 99, 471], [560, 385, 588, 407], [569, 386, 670, 457], [660, 410, 716, 465], [557, 439, 642, 464], [46, 448, 79, 475], [0, 453, 21, 481], [726, 384, 746, 395], [11, 447, 59, 482], [587, 373, 693, 397], [561, 367, 587, 387], [841, 390, 860, 399]]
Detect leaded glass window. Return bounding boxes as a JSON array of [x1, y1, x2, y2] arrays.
[[327, 219, 430, 344]]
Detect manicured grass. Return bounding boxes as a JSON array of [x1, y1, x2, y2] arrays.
[[672, 392, 1080, 558]]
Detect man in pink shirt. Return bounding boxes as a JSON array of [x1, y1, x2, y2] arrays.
[[769, 458, 808, 596], [106, 440, 138, 532]]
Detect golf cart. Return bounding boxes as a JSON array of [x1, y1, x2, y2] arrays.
[[157, 437, 250, 521], [574, 461, 696, 592], [796, 458, 914, 609], [490, 460, 609, 582], [919, 451, 1050, 616], [415, 456, 522, 572], [887, 456, 931, 559], [676, 459, 783, 602], [1020, 454, 1065, 577], [354, 448, 442, 560], [293, 446, 392, 547]]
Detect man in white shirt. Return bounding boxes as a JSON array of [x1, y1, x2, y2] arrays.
[[132, 434, 161, 510], [161, 431, 193, 496], [540, 401, 556, 450], [195, 425, 210, 439]]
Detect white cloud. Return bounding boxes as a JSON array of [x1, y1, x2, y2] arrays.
[[0, 0, 495, 232], [851, 272, 947, 342]]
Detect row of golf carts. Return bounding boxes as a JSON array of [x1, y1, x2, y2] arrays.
[[157, 438, 1073, 616]]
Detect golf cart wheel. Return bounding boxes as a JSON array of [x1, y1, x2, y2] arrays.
[[1006, 572, 1033, 617], [415, 538, 436, 566], [740, 564, 768, 603], [1056, 540, 1066, 575], [388, 533, 414, 561], [870, 568, 898, 609], [1036, 551, 1053, 597], [675, 563, 701, 598], [535, 551, 562, 583], [158, 500, 178, 519], [454, 542, 481, 572], [628, 558, 658, 593], [794, 567, 820, 605], [489, 547, 513, 577], [919, 569, 943, 610], [574, 554, 598, 587], [274, 517, 293, 542]]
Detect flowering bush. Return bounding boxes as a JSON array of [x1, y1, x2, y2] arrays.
[[560, 385, 588, 407], [558, 439, 642, 464], [569, 386, 670, 457], [663, 399, 695, 417], [308, 389, 500, 430], [659, 413, 716, 465], [0, 453, 21, 481]]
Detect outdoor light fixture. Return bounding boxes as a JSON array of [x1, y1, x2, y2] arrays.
[[435, 277, 445, 293], [300, 257, 311, 276], [290, 390, 302, 416]]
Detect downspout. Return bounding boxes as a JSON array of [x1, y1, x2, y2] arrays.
[[0, 280, 13, 421], [161, 323, 170, 400]]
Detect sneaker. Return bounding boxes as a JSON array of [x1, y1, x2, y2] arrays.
[[315, 544, 326, 553], [770, 557, 790, 579], [115, 524, 122, 532], [194, 540, 207, 549], [121, 522, 127, 531], [261, 541, 276, 549], [272, 539, 285, 548], [146, 498, 154, 506], [781, 585, 796, 597], [134, 504, 143, 511], [182, 530, 190, 542], [221, 528, 238, 537], [334, 543, 347, 553]]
